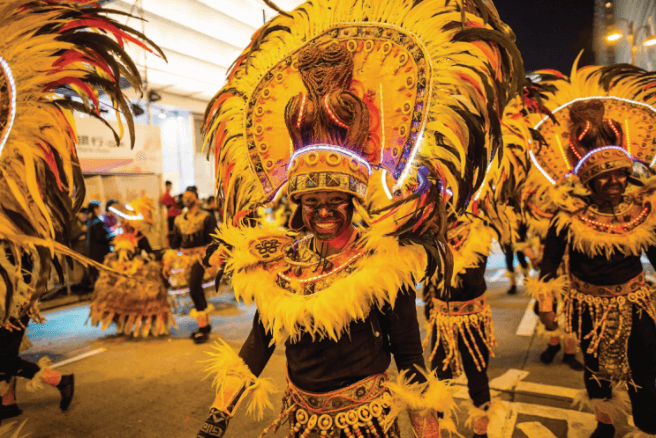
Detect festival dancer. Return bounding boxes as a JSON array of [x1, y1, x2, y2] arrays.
[[195, 0, 523, 436], [89, 198, 177, 338], [0, 0, 162, 426], [163, 186, 218, 344], [527, 62, 656, 438]]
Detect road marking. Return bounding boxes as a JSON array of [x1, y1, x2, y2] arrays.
[[512, 401, 596, 438], [517, 421, 558, 438], [488, 401, 517, 438], [52, 348, 106, 369], [488, 269, 506, 282], [516, 298, 538, 336], [646, 273, 656, 283], [515, 381, 581, 401], [489, 368, 529, 391]]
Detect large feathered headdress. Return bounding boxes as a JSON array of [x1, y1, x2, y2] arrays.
[[0, 0, 164, 325], [204, 0, 523, 279]]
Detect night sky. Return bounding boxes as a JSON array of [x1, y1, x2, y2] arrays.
[[493, 0, 596, 74]]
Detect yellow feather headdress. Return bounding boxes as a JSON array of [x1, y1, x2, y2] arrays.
[[0, 0, 164, 324]]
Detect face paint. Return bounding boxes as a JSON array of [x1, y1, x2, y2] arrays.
[[183, 192, 198, 208], [299, 191, 353, 241], [591, 169, 628, 206]]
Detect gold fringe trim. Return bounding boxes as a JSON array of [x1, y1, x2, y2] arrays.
[[572, 389, 630, 422], [425, 306, 496, 375], [25, 357, 52, 392], [463, 397, 506, 431], [383, 368, 458, 429], [524, 276, 569, 312], [202, 339, 276, 421], [220, 224, 425, 343]]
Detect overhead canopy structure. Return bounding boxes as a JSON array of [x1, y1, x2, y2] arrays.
[[111, 0, 304, 109]]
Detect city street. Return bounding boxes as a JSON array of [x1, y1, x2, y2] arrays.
[[5, 255, 648, 438]]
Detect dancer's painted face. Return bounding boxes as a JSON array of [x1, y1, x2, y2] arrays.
[[591, 168, 629, 205], [299, 191, 353, 241]]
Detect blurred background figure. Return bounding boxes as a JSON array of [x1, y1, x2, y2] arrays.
[[86, 201, 114, 288], [101, 199, 119, 234], [203, 195, 219, 222], [160, 180, 180, 246]]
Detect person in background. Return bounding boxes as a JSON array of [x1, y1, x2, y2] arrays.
[[86, 200, 113, 287], [160, 180, 180, 245], [164, 186, 217, 344], [101, 199, 119, 233], [71, 207, 88, 255], [504, 221, 530, 295], [203, 195, 219, 222]]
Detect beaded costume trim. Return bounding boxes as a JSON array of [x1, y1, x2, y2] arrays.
[[423, 297, 496, 377]]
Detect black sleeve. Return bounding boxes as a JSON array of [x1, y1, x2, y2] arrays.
[[204, 213, 218, 245], [538, 221, 569, 282], [170, 221, 181, 249], [646, 241, 656, 271], [91, 219, 112, 244], [381, 286, 427, 384], [238, 311, 276, 377]]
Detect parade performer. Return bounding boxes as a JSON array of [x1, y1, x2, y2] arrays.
[[527, 61, 656, 438], [163, 186, 218, 344], [0, 0, 163, 424], [196, 0, 523, 436], [89, 198, 177, 338]]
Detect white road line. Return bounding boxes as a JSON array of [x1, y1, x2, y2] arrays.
[[488, 269, 506, 282], [517, 421, 558, 438], [516, 298, 538, 336], [51, 348, 106, 369], [489, 368, 529, 391], [512, 401, 596, 438], [488, 401, 517, 438], [515, 381, 581, 401]]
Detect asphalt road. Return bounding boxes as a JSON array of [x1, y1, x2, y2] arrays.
[[3, 254, 645, 438]]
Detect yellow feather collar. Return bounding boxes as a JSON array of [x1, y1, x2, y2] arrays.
[[217, 224, 426, 343]]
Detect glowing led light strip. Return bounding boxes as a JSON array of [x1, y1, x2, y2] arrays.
[[323, 95, 349, 130], [290, 144, 373, 174], [577, 120, 591, 141], [568, 137, 583, 160], [625, 119, 631, 154], [0, 56, 17, 157], [606, 118, 621, 144], [572, 145, 632, 175], [381, 170, 393, 200], [296, 93, 306, 129], [579, 206, 648, 230], [108, 206, 144, 221], [528, 146, 556, 185], [555, 135, 572, 170]]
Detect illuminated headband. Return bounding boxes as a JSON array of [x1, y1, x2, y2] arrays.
[[572, 145, 633, 184]]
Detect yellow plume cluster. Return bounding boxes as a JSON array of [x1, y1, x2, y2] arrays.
[[0, 0, 163, 324]]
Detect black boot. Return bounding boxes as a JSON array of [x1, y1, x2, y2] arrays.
[[56, 374, 74, 411], [539, 343, 561, 364], [589, 422, 615, 438], [563, 353, 584, 371], [191, 325, 212, 344], [507, 285, 517, 295], [473, 434, 488, 438], [1, 403, 22, 419]]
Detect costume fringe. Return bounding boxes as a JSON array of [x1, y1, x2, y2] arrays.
[[189, 304, 216, 320], [220, 224, 425, 343], [625, 417, 656, 438], [202, 339, 276, 421], [25, 357, 52, 392], [524, 276, 569, 311], [572, 389, 630, 422], [463, 397, 506, 431], [383, 368, 458, 430]]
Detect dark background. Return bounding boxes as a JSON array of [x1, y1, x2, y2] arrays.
[[493, 0, 596, 73]]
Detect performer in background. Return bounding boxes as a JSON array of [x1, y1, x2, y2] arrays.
[[163, 186, 217, 344], [527, 63, 656, 438], [160, 180, 180, 245]]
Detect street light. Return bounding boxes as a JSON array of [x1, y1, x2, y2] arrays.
[[606, 18, 656, 65]]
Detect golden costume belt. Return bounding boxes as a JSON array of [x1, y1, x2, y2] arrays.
[[565, 272, 656, 386], [432, 296, 487, 316], [570, 273, 646, 298], [261, 373, 399, 438]]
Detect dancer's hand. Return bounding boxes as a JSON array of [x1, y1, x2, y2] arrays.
[[197, 408, 230, 438], [540, 311, 558, 331]]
